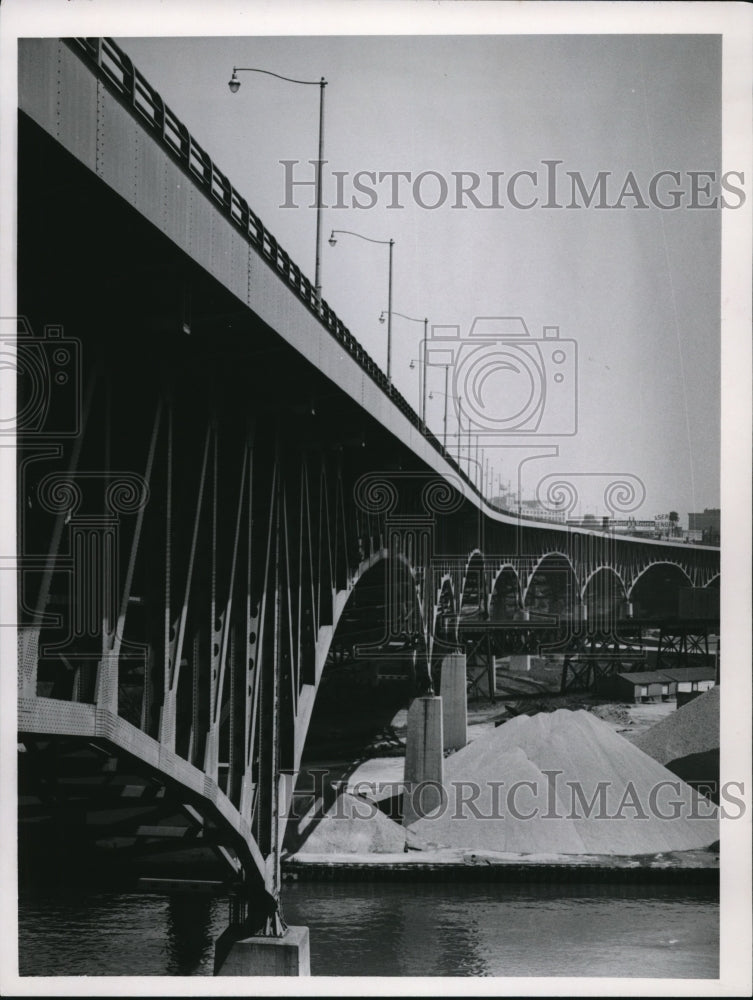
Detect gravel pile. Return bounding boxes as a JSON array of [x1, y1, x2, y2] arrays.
[[633, 686, 719, 764], [295, 792, 406, 855], [632, 687, 720, 800], [409, 709, 717, 855]]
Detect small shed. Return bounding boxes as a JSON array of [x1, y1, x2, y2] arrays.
[[615, 670, 674, 704], [659, 666, 717, 696]]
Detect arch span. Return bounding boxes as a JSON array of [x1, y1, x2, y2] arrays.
[[628, 561, 693, 619], [460, 549, 487, 618], [489, 565, 523, 622], [582, 566, 628, 624], [522, 552, 579, 620]]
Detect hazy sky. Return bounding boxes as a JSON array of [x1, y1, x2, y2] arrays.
[[117, 32, 722, 522]]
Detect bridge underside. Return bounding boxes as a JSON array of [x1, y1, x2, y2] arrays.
[[17, 110, 450, 914], [19, 727, 243, 890]]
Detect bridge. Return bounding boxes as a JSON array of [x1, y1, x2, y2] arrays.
[[14, 38, 719, 972]]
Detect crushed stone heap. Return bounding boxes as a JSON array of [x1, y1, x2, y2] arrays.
[[294, 792, 406, 855], [633, 685, 719, 765], [632, 686, 720, 800], [409, 709, 717, 855]]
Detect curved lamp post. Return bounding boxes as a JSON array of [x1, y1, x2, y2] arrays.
[[428, 366, 462, 451], [329, 230, 394, 381], [229, 66, 327, 302]]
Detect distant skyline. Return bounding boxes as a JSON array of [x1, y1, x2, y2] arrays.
[[117, 32, 723, 520]]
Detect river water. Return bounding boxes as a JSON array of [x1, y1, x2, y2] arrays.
[[18, 881, 717, 979]]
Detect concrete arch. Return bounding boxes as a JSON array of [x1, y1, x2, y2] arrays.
[[580, 565, 628, 600], [581, 566, 629, 623], [432, 574, 460, 652], [328, 548, 425, 661], [521, 551, 578, 607], [436, 573, 457, 613], [460, 549, 487, 616], [627, 561, 693, 619], [627, 560, 693, 599], [705, 573, 720, 588], [489, 565, 523, 621], [461, 547, 485, 580], [301, 549, 430, 746], [489, 561, 523, 601]]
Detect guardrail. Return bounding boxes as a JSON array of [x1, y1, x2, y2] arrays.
[[65, 37, 476, 484]]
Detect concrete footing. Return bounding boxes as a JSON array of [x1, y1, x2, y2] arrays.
[[441, 654, 467, 752], [402, 695, 444, 826], [215, 925, 310, 976]]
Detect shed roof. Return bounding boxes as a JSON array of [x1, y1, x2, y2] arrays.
[[659, 666, 716, 682], [616, 670, 672, 685]]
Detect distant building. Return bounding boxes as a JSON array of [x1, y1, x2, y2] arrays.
[[615, 668, 716, 704], [518, 499, 567, 523], [616, 670, 673, 704], [654, 513, 682, 539], [688, 508, 720, 545], [572, 516, 656, 536], [491, 490, 518, 512]]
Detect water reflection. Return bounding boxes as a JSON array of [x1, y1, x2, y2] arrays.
[[18, 881, 718, 979], [164, 894, 215, 975], [281, 882, 718, 979]]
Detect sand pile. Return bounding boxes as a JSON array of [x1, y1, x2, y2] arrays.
[[409, 709, 717, 855], [633, 687, 719, 798], [295, 792, 406, 855]]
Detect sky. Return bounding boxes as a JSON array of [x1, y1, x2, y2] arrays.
[[111, 30, 724, 524]]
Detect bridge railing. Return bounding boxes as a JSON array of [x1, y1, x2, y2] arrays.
[[67, 37, 471, 484]]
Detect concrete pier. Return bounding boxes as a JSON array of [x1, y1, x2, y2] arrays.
[[215, 925, 310, 976], [441, 654, 467, 752], [402, 695, 444, 826]]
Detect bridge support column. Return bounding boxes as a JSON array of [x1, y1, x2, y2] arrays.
[[215, 926, 310, 976], [402, 695, 444, 826], [441, 654, 467, 752]]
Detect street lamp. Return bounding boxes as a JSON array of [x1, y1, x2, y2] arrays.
[[381, 310, 428, 423], [228, 66, 327, 302], [329, 230, 394, 381], [429, 364, 458, 449]]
